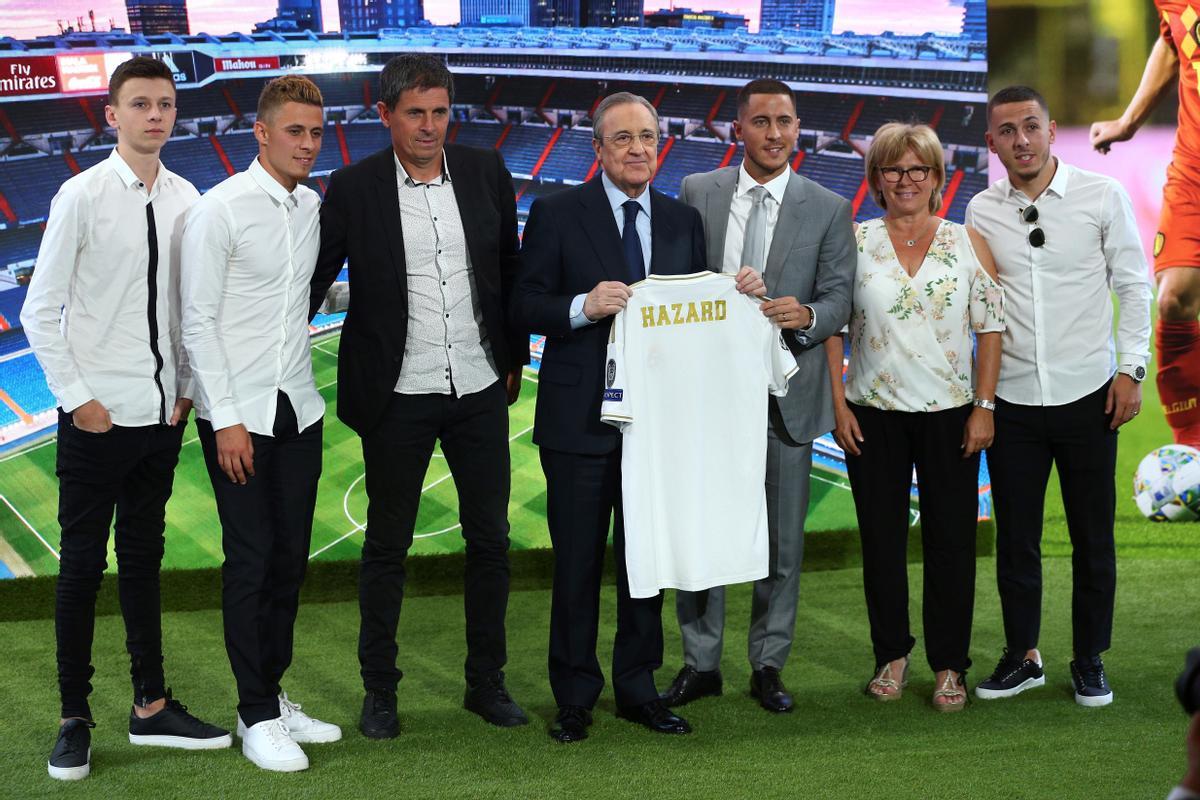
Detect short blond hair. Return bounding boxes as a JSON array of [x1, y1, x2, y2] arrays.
[[864, 122, 946, 214], [257, 75, 324, 122]]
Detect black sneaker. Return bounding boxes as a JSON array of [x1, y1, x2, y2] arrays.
[[360, 688, 400, 740], [48, 718, 94, 781], [1070, 656, 1113, 707], [464, 674, 529, 728], [128, 690, 232, 749], [975, 649, 1045, 699]]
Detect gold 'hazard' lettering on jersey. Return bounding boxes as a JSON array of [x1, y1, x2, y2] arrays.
[[640, 299, 727, 328]]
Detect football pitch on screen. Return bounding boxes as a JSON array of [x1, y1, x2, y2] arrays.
[[0, 333, 864, 578]]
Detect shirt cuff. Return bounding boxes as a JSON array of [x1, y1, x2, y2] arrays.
[[208, 404, 243, 432], [58, 380, 94, 414], [1167, 786, 1200, 800], [1118, 354, 1148, 371], [569, 293, 593, 330]]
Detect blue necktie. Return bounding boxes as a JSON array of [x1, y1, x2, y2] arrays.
[[621, 199, 645, 283]]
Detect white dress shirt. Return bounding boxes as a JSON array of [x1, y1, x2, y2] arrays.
[[392, 153, 498, 396], [721, 162, 788, 275], [21, 148, 198, 426], [568, 171, 653, 328], [966, 158, 1152, 407], [180, 157, 324, 436]]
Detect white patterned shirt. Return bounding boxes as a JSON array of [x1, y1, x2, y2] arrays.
[[845, 218, 1005, 413], [392, 152, 498, 396]]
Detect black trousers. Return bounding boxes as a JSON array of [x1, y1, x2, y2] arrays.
[[358, 382, 512, 691], [541, 446, 664, 710], [988, 382, 1118, 660], [197, 392, 322, 727], [844, 403, 979, 674], [54, 410, 185, 720]]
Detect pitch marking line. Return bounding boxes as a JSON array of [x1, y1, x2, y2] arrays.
[[0, 492, 59, 561], [310, 422, 536, 560]]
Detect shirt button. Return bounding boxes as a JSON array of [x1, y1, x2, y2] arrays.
[[442, 281, 447, 286], [445, 313, 450, 318], [437, 250, 442, 255], [448, 344, 453, 349]]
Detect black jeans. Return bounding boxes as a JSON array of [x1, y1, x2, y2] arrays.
[[54, 410, 185, 720], [845, 403, 979, 674], [987, 382, 1118, 660], [196, 392, 322, 727], [541, 445, 664, 710], [357, 382, 512, 691]]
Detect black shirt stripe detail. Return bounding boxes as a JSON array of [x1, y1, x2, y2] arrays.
[[145, 202, 167, 425]]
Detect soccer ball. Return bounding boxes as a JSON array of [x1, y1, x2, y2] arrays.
[[1133, 444, 1200, 521]]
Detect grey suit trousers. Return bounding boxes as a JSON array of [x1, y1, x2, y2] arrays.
[[675, 414, 813, 672]]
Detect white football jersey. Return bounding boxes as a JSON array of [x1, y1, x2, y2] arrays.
[[601, 271, 799, 599]]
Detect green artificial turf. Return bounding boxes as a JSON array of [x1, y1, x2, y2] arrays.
[[0, 556, 1192, 800]]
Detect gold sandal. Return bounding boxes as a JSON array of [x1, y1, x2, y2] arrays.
[[866, 657, 909, 702], [933, 670, 968, 712]]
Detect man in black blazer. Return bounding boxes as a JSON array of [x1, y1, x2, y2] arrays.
[[512, 92, 762, 743], [310, 55, 528, 737]]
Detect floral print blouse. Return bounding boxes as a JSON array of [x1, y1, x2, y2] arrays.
[[845, 218, 1006, 413]]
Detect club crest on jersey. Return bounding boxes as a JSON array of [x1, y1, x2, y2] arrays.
[[640, 299, 726, 328], [606, 359, 617, 388]]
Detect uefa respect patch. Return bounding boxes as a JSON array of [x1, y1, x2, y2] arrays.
[[603, 388, 623, 401]]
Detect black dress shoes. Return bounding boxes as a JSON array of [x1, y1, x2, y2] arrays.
[[548, 705, 592, 743], [360, 688, 400, 739], [617, 700, 692, 734], [750, 667, 794, 713], [464, 674, 529, 727], [660, 665, 723, 707]]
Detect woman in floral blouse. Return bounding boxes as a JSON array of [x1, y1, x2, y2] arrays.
[[823, 122, 1005, 711]]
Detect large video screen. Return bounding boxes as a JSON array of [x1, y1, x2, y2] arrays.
[[0, 1, 987, 577]]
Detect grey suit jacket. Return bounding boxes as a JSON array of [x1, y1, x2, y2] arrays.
[[679, 166, 855, 444]]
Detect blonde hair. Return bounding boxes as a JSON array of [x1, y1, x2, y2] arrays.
[[864, 122, 946, 213], [256, 75, 324, 122]]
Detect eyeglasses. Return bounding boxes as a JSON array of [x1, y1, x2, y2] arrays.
[[877, 166, 932, 183], [599, 131, 658, 149], [1020, 205, 1046, 248]]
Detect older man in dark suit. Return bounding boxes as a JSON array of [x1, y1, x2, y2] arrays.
[[513, 91, 763, 743], [662, 79, 856, 714], [310, 55, 528, 738]]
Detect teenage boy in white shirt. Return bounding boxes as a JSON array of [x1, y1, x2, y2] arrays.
[[22, 55, 232, 782], [181, 75, 340, 772]]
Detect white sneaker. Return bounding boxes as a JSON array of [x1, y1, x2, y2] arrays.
[[236, 694, 342, 744], [241, 718, 308, 773], [278, 692, 342, 744]]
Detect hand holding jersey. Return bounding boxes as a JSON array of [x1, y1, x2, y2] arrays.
[[600, 272, 798, 599]]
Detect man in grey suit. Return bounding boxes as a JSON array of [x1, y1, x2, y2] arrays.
[[661, 78, 856, 712]]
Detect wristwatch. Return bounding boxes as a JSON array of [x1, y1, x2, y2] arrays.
[[1117, 364, 1146, 383], [973, 397, 996, 411]]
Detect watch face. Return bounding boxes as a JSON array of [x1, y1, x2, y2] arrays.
[[1134, 366, 1146, 382]]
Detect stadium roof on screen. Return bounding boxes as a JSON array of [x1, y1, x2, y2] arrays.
[[0, 25, 986, 102]]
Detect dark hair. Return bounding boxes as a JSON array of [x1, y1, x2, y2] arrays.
[[257, 75, 324, 122], [379, 54, 454, 111], [987, 85, 1049, 120], [736, 78, 795, 116], [108, 56, 174, 104]]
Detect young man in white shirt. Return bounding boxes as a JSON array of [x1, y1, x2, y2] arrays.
[[181, 75, 340, 772], [965, 85, 1152, 707], [21, 55, 231, 782]]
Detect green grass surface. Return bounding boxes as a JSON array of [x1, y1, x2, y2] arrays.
[[0, 556, 1192, 799], [0, 331, 865, 578]]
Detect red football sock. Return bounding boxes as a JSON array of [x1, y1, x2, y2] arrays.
[[1156, 318, 1200, 446]]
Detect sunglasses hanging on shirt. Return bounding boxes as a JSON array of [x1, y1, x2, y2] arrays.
[[1020, 205, 1046, 248]]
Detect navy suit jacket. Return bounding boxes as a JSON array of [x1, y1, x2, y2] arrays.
[[512, 176, 707, 455]]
